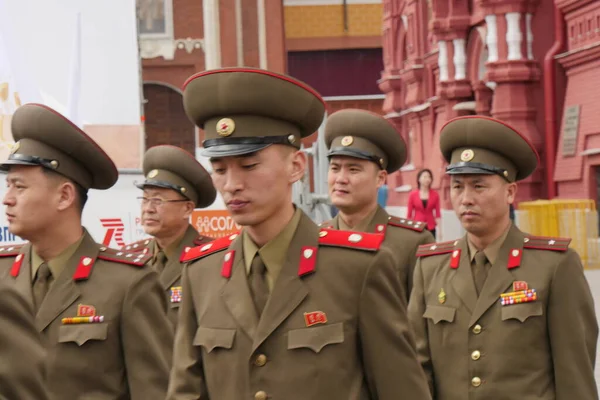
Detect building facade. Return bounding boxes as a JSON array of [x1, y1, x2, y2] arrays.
[[380, 0, 600, 211]]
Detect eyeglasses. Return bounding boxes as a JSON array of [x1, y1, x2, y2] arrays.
[[137, 197, 189, 207]]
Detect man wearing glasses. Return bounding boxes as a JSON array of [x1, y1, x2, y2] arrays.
[[125, 145, 216, 326]]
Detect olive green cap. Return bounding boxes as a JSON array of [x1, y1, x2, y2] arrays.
[[136, 145, 216, 208], [439, 116, 539, 182], [1, 103, 117, 190], [183, 68, 326, 157], [325, 109, 407, 173]]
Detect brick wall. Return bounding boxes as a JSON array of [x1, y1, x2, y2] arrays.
[[143, 83, 196, 155], [284, 4, 383, 38]]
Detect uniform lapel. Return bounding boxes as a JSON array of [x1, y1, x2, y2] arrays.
[[450, 237, 478, 313], [160, 225, 198, 290], [251, 213, 313, 354], [468, 225, 525, 326], [221, 235, 259, 340], [366, 206, 389, 234], [35, 232, 97, 331], [11, 243, 35, 308]]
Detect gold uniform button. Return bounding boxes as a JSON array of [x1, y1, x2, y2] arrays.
[[255, 391, 268, 400], [471, 377, 482, 387], [255, 354, 267, 367], [472, 324, 482, 334], [471, 350, 481, 361]]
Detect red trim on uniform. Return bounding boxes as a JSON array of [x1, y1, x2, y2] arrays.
[[507, 249, 522, 269], [221, 250, 235, 278], [523, 244, 568, 252], [10, 254, 24, 277], [97, 254, 146, 267], [182, 68, 326, 108], [450, 249, 461, 268], [179, 247, 192, 263], [318, 229, 383, 250], [298, 247, 317, 276], [387, 218, 426, 232], [72, 257, 95, 280], [182, 234, 237, 263]]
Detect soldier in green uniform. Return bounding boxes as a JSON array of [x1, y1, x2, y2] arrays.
[[408, 116, 598, 399], [167, 68, 431, 400], [123, 145, 215, 326], [0, 280, 48, 399], [0, 104, 173, 399], [322, 109, 434, 299]]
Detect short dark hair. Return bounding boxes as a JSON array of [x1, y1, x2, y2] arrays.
[[416, 169, 433, 189], [42, 168, 88, 213]]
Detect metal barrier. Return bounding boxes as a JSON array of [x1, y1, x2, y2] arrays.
[[518, 200, 600, 269]]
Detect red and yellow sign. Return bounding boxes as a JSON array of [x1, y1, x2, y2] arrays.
[[192, 210, 241, 239]]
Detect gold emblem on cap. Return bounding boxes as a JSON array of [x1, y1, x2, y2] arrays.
[[341, 136, 354, 146], [216, 118, 235, 137], [460, 149, 474, 162], [10, 141, 20, 154], [147, 169, 159, 179]]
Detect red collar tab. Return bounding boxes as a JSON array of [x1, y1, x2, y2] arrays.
[[298, 247, 317, 276]]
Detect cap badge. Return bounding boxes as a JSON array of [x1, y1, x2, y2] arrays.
[[216, 118, 235, 137], [460, 149, 474, 162], [341, 136, 354, 146], [287, 134, 296, 144], [147, 169, 159, 179], [10, 141, 20, 154]]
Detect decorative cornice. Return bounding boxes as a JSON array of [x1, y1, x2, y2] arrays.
[[140, 37, 204, 60]]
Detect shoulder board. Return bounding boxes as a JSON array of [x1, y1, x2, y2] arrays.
[[97, 247, 151, 267], [318, 229, 383, 252], [387, 216, 426, 232], [193, 235, 214, 246], [121, 239, 152, 252], [523, 235, 570, 252], [0, 243, 24, 257], [319, 220, 334, 229], [182, 233, 240, 263], [416, 240, 458, 257]]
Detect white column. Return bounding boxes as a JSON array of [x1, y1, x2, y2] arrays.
[[505, 12, 523, 60], [453, 38, 467, 80], [485, 14, 498, 62], [438, 40, 449, 82], [257, 0, 268, 69], [236, 0, 244, 66], [526, 13, 534, 60], [203, 0, 222, 69]]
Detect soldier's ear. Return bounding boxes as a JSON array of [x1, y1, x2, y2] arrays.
[[506, 182, 517, 204], [289, 149, 306, 184], [376, 168, 387, 187], [56, 180, 78, 212]]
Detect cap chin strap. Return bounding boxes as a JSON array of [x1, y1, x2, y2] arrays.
[[8, 153, 59, 170], [327, 147, 384, 169], [446, 161, 510, 182], [203, 135, 296, 148]]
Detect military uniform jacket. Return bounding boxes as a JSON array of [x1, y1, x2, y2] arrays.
[[322, 206, 434, 300], [0, 230, 174, 400], [123, 225, 213, 326], [0, 280, 48, 400], [167, 211, 431, 400], [408, 224, 598, 400]]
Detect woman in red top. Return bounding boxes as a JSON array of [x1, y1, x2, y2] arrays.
[[407, 169, 440, 239]]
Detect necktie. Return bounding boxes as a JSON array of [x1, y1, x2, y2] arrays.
[[33, 263, 52, 312], [248, 253, 269, 316], [473, 251, 489, 296], [155, 250, 167, 274]]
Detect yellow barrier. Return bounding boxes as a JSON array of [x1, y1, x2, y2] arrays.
[[517, 200, 600, 269]]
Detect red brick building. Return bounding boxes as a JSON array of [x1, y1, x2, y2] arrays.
[[380, 0, 600, 210], [138, 0, 387, 153]]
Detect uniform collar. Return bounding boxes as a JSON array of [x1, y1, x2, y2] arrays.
[[31, 233, 85, 280], [467, 223, 512, 265], [152, 228, 190, 263], [243, 207, 303, 290], [338, 205, 379, 232]]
